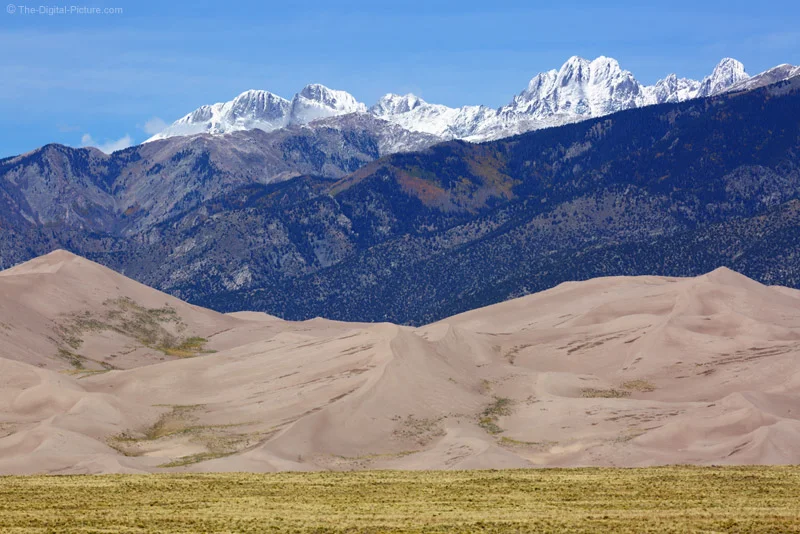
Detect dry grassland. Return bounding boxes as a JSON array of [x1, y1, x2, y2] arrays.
[[1, 466, 799, 533]]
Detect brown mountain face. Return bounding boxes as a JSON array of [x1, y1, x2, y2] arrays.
[[1, 251, 800, 474], [0, 114, 439, 236]]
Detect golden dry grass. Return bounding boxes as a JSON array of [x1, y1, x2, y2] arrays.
[[580, 387, 631, 398], [1, 467, 799, 533]]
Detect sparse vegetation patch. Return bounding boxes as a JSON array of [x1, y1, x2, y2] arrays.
[[479, 396, 514, 434], [392, 415, 445, 445], [621, 379, 657, 392], [581, 388, 631, 398], [109, 405, 265, 466], [56, 347, 85, 369], [53, 297, 213, 368], [499, 436, 555, 449]]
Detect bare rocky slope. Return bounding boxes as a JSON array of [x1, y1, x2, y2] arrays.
[[0, 114, 438, 238]]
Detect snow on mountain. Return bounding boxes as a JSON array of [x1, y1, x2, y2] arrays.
[[149, 90, 291, 140], [370, 93, 425, 116], [695, 58, 749, 97], [370, 94, 496, 138], [148, 57, 798, 145], [149, 85, 364, 141], [726, 63, 800, 93], [501, 56, 645, 118], [454, 56, 755, 141], [289, 84, 367, 124], [645, 74, 701, 104]]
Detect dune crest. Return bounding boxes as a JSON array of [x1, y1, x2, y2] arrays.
[[1, 252, 800, 473]]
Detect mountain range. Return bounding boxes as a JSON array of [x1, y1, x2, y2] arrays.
[[1, 57, 800, 326], [149, 56, 799, 144], [0, 114, 438, 236]]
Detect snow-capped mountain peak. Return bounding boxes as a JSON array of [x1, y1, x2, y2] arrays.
[[559, 55, 591, 80], [501, 55, 643, 119], [697, 58, 749, 97], [289, 84, 367, 123], [370, 93, 496, 139], [228, 90, 290, 119], [524, 69, 558, 93], [148, 56, 795, 145], [646, 74, 701, 104], [294, 84, 366, 114], [148, 85, 366, 141], [370, 93, 426, 116]]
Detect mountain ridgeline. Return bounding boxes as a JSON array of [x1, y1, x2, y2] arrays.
[[2, 76, 800, 324], [152, 56, 797, 143]]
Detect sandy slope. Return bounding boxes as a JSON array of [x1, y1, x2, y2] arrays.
[[1, 251, 800, 474]]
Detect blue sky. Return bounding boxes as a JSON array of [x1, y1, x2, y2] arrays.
[[1, 0, 799, 157]]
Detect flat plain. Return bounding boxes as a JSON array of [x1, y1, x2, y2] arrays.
[[1, 467, 800, 533]]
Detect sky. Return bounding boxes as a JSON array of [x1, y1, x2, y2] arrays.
[[1, 0, 799, 157]]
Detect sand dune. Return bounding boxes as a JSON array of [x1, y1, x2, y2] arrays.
[[1, 251, 800, 474]]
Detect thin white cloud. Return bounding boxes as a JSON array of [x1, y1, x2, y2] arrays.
[[142, 117, 168, 135], [80, 133, 133, 154]]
